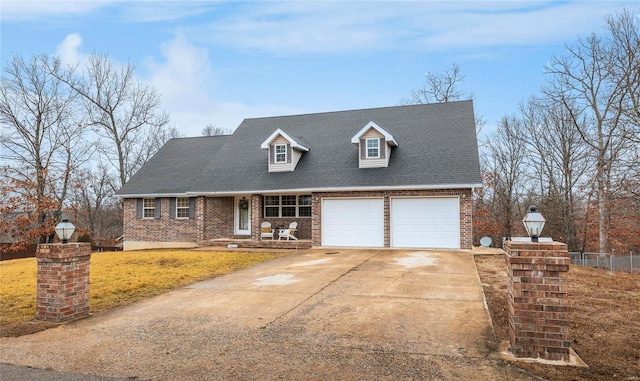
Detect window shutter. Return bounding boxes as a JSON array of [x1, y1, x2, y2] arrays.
[[136, 199, 143, 219], [169, 198, 176, 219], [269, 144, 275, 164], [189, 197, 196, 219], [360, 139, 366, 159], [379, 138, 386, 159], [287, 144, 292, 163], [154, 198, 161, 219]]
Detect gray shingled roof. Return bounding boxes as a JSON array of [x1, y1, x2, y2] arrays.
[[117, 135, 230, 196], [117, 101, 481, 196]]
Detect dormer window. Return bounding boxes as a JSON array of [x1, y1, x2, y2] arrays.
[[351, 121, 398, 169], [261, 128, 310, 172], [366, 138, 380, 158], [275, 144, 287, 163]]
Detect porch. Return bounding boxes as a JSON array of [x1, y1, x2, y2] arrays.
[[206, 237, 312, 250]]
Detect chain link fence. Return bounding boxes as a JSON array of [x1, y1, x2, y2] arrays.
[[569, 252, 639, 273]]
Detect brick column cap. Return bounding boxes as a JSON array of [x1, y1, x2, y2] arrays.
[[36, 243, 92, 259], [505, 241, 568, 256]]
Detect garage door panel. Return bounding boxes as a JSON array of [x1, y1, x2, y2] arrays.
[[391, 197, 460, 249], [322, 198, 384, 247]]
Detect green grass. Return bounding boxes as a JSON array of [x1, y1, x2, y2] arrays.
[[0, 249, 284, 325]]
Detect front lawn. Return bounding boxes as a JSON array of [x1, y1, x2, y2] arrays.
[[0, 249, 285, 336]]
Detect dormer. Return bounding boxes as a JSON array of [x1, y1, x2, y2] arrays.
[[350, 121, 398, 169], [261, 128, 310, 172]]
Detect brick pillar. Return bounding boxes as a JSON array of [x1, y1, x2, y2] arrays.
[[196, 196, 206, 245], [36, 243, 91, 323], [505, 241, 571, 361], [251, 194, 262, 240]]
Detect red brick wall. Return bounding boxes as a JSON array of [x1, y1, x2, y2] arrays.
[[251, 194, 262, 240], [123, 198, 199, 243], [36, 243, 91, 322], [311, 189, 473, 249], [505, 241, 571, 361], [203, 197, 234, 240], [123, 189, 473, 249]]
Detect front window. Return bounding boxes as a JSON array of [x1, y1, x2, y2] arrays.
[[265, 195, 280, 217], [281, 195, 296, 217], [176, 197, 190, 219], [263, 194, 312, 218], [366, 138, 379, 158], [143, 198, 155, 218], [275, 144, 287, 163], [298, 195, 312, 217]]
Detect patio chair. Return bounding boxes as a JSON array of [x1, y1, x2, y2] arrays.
[[260, 221, 275, 240], [278, 221, 298, 240]]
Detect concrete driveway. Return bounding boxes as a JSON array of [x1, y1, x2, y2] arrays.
[[0, 249, 532, 380]]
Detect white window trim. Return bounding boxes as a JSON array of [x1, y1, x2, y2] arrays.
[[275, 144, 287, 163], [143, 198, 155, 219], [176, 197, 190, 219], [264, 194, 312, 218], [366, 138, 380, 159]]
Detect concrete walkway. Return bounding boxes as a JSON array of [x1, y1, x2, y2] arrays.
[[0, 249, 532, 380]]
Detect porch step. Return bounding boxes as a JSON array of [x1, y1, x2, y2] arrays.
[[207, 239, 312, 250]]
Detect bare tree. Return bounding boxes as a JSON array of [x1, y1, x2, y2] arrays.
[[607, 9, 640, 143], [483, 115, 529, 240], [0, 54, 86, 246], [53, 53, 171, 190], [401, 63, 485, 133], [72, 164, 118, 240], [544, 9, 638, 253], [401, 63, 471, 104], [519, 97, 591, 250], [202, 124, 231, 136]]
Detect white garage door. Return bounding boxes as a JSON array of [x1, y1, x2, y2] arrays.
[[322, 198, 384, 247], [391, 197, 460, 249]]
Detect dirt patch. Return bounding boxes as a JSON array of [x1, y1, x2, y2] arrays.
[[475, 253, 640, 381], [0, 320, 58, 337]]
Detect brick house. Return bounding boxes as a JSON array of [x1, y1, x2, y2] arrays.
[[116, 101, 481, 251]]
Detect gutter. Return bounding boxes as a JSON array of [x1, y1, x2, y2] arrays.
[[115, 183, 482, 198]]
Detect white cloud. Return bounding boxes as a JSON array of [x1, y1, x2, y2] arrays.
[[180, 1, 633, 54], [0, 0, 213, 22], [0, 0, 112, 21], [56, 33, 87, 67], [117, 2, 217, 23], [143, 34, 301, 136]]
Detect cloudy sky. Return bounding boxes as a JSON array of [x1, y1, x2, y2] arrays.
[[1, 1, 637, 137]]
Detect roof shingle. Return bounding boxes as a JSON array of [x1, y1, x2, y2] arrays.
[[116, 101, 481, 196]]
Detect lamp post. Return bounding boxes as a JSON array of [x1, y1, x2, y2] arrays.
[[54, 218, 75, 244], [522, 205, 546, 242]]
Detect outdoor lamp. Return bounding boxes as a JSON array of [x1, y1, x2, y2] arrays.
[[522, 205, 546, 242], [54, 218, 75, 244]]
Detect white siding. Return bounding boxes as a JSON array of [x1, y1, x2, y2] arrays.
[[292, 149, 302, 167], [362, 128, 383, 139]]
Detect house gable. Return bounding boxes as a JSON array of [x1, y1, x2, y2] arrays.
[[350, 121, 398, 169], [260, 128, 310, 173]]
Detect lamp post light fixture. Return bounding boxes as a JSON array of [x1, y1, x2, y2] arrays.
[[522, 205, 546, 242], [54, 218, 75, 244]]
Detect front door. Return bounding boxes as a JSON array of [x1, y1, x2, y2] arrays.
[[235, 196, 251, 236]]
